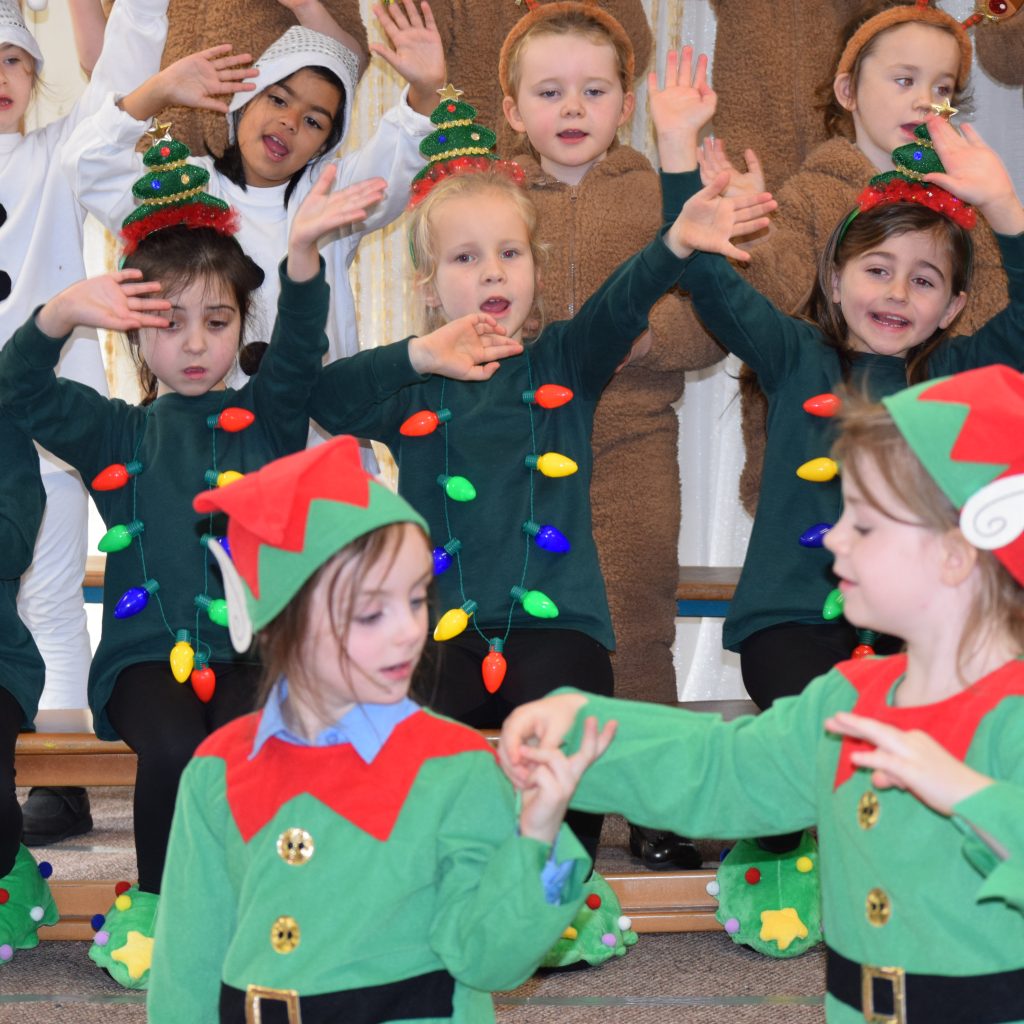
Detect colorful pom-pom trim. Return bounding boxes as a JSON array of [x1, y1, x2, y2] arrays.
[[120, 203, 240, 255], [841, 178, 976, 241], [409, 157, 526, 208]]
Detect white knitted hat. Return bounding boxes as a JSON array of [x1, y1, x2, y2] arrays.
[[227, 26, 360, 146], [0, 0, 44, 73]]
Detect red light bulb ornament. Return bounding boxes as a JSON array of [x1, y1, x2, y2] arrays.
[[92, 460, 142, 491], [525, 452, 577, 478], [522, 385, 573, 409], [207, 407, 254, 432], [852, 629, 879, 659], [190, 653, 216, 703], [801, 393, 841, 418], [437, 474, 476, 501], [169, 629, 194, 683], [432, 538, 462, 575], [434, 600, 478, 641], [482, 639, 507, 693], [194, 594, 229, 627], [98, 519, 144, 553], [510, 585, 558, 619], [114, 579, 159, 619], [400, 407, 451, 436], [523, 520, 571, 554]]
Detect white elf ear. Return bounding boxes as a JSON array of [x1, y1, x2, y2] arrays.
[[207, 538, 254, 653], [959, 474, 1024, 551]]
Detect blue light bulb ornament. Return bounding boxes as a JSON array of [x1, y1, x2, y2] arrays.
[[798, 523, 833, 548], [522, 520, 570, 554], [201, 533, 232, 561], [114, 579, 159, 619], [432, 538, 462, 575]]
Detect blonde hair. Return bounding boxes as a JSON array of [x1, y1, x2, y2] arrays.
[[407, 169, 547, 335], [832, 392, 1024, 679]]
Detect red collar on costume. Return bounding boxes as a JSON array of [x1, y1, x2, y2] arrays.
[[832, 654, 1024, 790], [197, 710, 496, 841]]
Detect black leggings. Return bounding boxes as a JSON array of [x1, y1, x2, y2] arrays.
[[0, 688, 23, 876], [106, 661, 260, 893], [426, 629, 614, 863], [740, 621, 904, 711]]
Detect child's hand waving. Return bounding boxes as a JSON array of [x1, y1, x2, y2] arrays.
[[287, 165, 388, 280], [925, 115, 1024, 236], [824, 711, 994, 817], [370, 1, 445, 117], [409, 313, 523, 379], [648, 46, 716, 173], [35, 271, 170, 339], [516, 715, 618, 845], [698, 138, 765, 199], [666, 172, 777, 261]]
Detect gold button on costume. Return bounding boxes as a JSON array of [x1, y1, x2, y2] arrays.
[[857, 791, 880, 830], [277, 828, 314, 865], [866, 888, 891, 927], [270, 916, 300, 954]]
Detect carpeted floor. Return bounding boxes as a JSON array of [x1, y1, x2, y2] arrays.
[[0, 788, 827, 1023]]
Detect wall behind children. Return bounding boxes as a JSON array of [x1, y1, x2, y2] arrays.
[[25, 0, 1024, 704]]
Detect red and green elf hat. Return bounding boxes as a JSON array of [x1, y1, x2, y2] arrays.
[[882, 365, 1024, 584], [192, 436, 428, 648], [121, 129, 238, 255]]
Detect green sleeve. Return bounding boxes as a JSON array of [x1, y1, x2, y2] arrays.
[[307, 339, 426, 439], [953, 781, 1024, 913], [148, 756, 236, 1022], [660, 169, 702, 224], [558, 673, 852, 837], [0, 311, 126, 479], [928, 232, 1024, 375], [251, 260, 331, 453], [0, 414, 44, 579], [429, 756, 589, 991]]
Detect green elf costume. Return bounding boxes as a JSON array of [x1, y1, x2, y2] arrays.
[[549, 363, 1024, 1023], [146, 435, 591, 1023]]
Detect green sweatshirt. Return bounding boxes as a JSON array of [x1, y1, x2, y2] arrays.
[[0, 263, 330, 738]]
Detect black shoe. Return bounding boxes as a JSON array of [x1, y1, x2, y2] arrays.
[[21, 786, 93, 846], [628, 824, 702, 870]]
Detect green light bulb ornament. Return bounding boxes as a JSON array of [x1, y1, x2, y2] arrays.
[[510, 585, 559, 619]]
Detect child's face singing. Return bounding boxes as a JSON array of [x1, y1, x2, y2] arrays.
[[831, 228, 966, 359], [236, 69, 342, 188], [0, 44, 34, 134], [825, 456, 948, 642], [299, 524, 431, 720], [423, 191, 537, 342], [502, 33, 634, 187], [138, 276, 241, 398], [834, 23, 960, 172]]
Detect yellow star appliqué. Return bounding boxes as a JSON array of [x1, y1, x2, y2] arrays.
[[437, 83, 464, 103], [111, 929, 155, 980], [759, 907, 809, 951], [930, 98, 959, 120]]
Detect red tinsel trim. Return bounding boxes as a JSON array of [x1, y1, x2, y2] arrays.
[[855, 178, 977, 231], [408, 157, 527, 208], [120, 204, 240, 255]]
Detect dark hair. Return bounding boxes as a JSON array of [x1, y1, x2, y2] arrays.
[[211, 66, 346, 208], [121, 226, 265, 404], [254, 522, 436, 719], [802, 201, 973, 381]]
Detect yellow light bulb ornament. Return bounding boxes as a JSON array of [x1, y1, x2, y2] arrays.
[[204, 469, 245, 488], [796, 457, 839, 482], [169, 629, 194, 683], [525, 452, 578, 478], [433, 600, 478, 642]]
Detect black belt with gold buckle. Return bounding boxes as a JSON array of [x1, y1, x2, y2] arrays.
[[827, 946, 1024, 1024]]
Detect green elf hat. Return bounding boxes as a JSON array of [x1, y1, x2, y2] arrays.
[[882, 365, 1024, 584], [192, 436, 428, 651]]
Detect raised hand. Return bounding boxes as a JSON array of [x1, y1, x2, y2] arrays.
[[35, 272, 171, 339], [370, 0, 445, 115], [517, 716, 618, 845], [824, 711, 994, 817], [288, 166, 388, 279], [498, 692, 589, 791], [698, 138, 765, 198], [409, 312, 522, 379], [648, 46, 716, 172], [924, 115, 1024, 235], [666, 172, 777, 261]]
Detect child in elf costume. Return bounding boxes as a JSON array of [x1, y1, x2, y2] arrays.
[[0, 413, 58, 965], [146, 434, 609, 1023]]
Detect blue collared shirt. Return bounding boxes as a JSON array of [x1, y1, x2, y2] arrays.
[[251, 679, 576, 905]]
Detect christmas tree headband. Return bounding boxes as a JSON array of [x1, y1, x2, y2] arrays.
[[0, 0, 43, 72], [227, 26, 361, 147], [498, 0, 636, 97], [121, 130, 238, 255], [836, 1, 973, 92], [882, 365, 1024, 585], [409, 84, 526, 208], [192, 435, 429, 649], [839, 121, 976, 240]]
